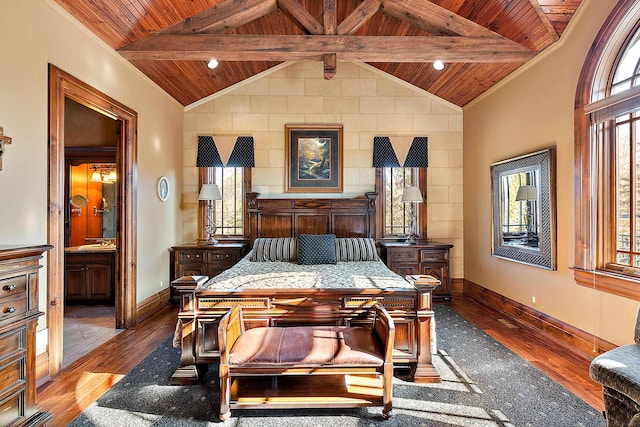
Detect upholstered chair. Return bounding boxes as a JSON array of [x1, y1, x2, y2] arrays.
[[590, 307, 640, 426]]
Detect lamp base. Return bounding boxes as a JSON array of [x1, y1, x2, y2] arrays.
[[406, 234, 418, 244], [197, 238, 218, 245]]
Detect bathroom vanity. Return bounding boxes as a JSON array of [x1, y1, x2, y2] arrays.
[[64, 245, 116, 304]]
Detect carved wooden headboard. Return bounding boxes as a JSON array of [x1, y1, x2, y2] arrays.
[[246, 192, 377, 246]]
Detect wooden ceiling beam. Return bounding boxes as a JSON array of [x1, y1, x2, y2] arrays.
[[528, 0, 560, 42], [323, 0, 337, 35], [162, 0, 277, 34], [324, 53, 337, 80], [337, 0, 382, 36], [118, 34, 535, 63], [381, 0, 499, 38], [323, 0, 337, 80], [277, 0, 324, 35]]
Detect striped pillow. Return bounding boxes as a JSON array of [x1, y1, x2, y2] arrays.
[[250, 237, 297, 262], [335, 237, 378, 262]]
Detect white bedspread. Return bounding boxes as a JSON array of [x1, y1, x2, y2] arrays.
[[198, 256, 413, 291]]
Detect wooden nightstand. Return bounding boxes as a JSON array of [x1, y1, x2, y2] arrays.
[[378, 240, 454, 301], [168, 242, 248, 298]]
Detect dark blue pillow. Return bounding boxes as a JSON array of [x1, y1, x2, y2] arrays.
[[297, 234, 337, 265]]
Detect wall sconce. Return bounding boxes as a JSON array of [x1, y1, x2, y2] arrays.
[[199, 184, 222, 245], [402, 186, 424, 244], [90, 164, 117, 183], [0, 126, 13, 172], [90, 166, 102, 182]]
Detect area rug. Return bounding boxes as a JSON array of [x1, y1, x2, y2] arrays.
[[70, 305, 605, 426]]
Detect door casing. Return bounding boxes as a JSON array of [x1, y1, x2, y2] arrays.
[[47, 64, 137, 376]]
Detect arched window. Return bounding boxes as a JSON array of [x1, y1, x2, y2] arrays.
[[574, 0, 640, 299]]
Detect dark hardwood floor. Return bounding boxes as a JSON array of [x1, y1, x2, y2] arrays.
[[36, 294, 605, 426]]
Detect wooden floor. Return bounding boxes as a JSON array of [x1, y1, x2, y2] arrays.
[[36, 294, 605, 426], [63, 305, 123, 368]]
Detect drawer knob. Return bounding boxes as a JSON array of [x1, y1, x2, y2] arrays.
[[3, 284, 16, 291], [4, 307, 16, 314]]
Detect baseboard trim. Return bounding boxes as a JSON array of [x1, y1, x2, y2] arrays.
[[36, 352, 50, 388], [451, 278, 464, 294], [137, 287, 171, 322], [463, 279, 616, 357]]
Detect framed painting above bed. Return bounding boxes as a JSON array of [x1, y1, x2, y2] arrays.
[[285, 124, 343, 193]]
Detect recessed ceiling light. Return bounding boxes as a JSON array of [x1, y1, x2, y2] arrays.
[[207, 59, 219, 69], [433, 60, 445, 71]]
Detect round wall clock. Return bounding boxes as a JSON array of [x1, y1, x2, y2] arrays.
[[157, 176, 169, 202]]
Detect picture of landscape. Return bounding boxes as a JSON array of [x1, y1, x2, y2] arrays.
[[297, 137, 331, 180]]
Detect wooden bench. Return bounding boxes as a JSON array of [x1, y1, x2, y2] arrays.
[[217, 303, 395, 421]]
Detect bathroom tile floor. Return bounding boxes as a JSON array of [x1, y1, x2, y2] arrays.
[[63, 305, 124, 368]]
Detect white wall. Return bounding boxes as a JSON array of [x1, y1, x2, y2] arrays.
[[0, 0, 184, 348], [463, 0, 639, 346]]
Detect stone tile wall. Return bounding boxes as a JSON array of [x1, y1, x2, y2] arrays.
[[183, 62, 464, 278]]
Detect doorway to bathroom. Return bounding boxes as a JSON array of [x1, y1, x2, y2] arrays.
[[63, 98, 121, 367], [48, 65, 138, 377]]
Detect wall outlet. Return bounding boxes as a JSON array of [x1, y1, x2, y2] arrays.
[[531, 295, 536, 304], [160, 280, 164, 288]]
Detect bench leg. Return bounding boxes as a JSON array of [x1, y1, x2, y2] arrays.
[[219, 363, 231, 421], [382, 361, 393, 419]]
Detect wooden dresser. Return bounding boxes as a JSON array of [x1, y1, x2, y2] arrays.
[[378, 240, 454, 301], [169, 243, 247, 297], [0, 245, 52, 427]]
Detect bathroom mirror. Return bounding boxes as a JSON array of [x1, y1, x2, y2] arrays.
[[490, 148, 556, 270], [68, 163, 117, 246]]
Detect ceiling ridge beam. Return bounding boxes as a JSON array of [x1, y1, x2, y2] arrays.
[[277, 0, 324, 35], [118, 34, 536, 63], [337, 0, 382, 36], [161, 0, 277, 34], [381, 0, 502, 38]]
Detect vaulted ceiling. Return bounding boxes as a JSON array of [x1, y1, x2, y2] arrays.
[[53, 0, 583, 107]]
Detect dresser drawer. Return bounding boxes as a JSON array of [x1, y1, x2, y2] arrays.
[[0, 276, 27, 303], [208, 250, 239, 265], [0, 328, 26, 361], [389, 249, 419, 263], [0, 298, 27, 322], [420, 250, 448, 263], [0, 385, 25, 427], [0, 357, 24, 392], [178, 250, 207, 264]]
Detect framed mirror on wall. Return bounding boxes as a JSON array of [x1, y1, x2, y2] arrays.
[[491, 148, 556, 270]]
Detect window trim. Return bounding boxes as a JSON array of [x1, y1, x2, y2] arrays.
[[574, 0, 640, 300]]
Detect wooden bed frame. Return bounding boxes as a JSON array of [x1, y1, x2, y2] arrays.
[[171, 192, 440, 384]]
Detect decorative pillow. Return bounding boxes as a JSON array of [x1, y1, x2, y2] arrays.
[[297, 234, 337, 265], [250, 237, 297, 262], [335, 237, 379, 262]]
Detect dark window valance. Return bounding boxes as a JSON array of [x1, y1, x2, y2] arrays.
[[197, 135, 255, 168], [372, 136, 428, 168]]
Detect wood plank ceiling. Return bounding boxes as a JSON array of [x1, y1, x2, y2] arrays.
[[53, 0, 583, 107]]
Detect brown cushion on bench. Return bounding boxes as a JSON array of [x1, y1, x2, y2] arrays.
[[229, 326, 384, 366]]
